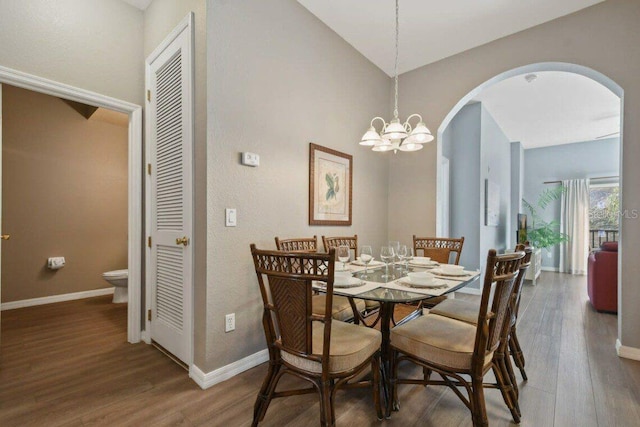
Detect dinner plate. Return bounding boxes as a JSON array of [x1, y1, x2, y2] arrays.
[[431, 268, 469, 277], [408, 259, 438, 267], [334, 277, 366, 288], [399, 278, 445, 289]]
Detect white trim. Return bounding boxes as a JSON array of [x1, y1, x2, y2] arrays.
[[0, 65, 143, 344], [1, 288, 114, 311], [541, 266, 559, 272], [616, 339, 640, 361], [189, 349, 269, 390]]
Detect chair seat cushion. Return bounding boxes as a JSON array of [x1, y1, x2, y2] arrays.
[[281, 320, 382, 374], [390, 313, 492, 371], [313, 295, 366, 322], [429, 299, 479, 325]]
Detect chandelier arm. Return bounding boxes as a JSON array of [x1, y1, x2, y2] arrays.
[[370, 116, 387, 132], [405, 113, 423, 124]]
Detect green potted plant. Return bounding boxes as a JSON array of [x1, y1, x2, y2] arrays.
[[521, 187, 569, 250]]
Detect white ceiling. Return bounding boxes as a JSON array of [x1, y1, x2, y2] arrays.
[[297, 0, 605, 76], [297, 0, 617, 148], [473, 71, 620, 149], [120, 0, 151, 10]]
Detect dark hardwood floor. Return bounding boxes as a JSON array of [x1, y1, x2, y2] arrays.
[[1, 272, 639, 426]]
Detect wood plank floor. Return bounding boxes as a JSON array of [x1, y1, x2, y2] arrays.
[[1, 272, 639, 426]]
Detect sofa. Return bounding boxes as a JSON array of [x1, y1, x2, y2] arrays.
[[587, 241, 618, 313]]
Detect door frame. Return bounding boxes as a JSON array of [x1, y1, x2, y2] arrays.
[[0, 65, 143, 343]]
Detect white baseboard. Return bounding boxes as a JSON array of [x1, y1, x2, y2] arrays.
[[541, 266, 559, 272], [616, 339, 640, 361], [190, 348, 269, 390], [1, 288, 114, 311]]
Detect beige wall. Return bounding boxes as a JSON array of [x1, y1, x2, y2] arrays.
[[143, 0, 208, 370], [206, 0, 391, 371], [0, 0, 144, 106], [392, 0, 640, 348], [1, 85, 128, 302]]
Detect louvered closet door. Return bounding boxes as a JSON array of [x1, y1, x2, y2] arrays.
[[147, 16, 193, 365]]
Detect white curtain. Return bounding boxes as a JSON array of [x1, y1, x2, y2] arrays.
[[560, 179, 590, 275]]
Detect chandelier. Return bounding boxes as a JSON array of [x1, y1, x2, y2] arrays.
[[359, 0, 434, 153]]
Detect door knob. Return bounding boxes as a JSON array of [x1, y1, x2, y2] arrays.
[[1, 234, 10, 240], [176, 236, 189, 246]]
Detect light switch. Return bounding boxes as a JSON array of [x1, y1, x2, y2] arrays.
[[225, 208, 237, 227]]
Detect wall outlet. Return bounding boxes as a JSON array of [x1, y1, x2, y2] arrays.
[[225, 313, 235, 332]]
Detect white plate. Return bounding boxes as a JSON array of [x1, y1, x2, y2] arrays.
[[334, 266, 352, 272], [400, 277, 442, 288], [408, 259, 438, 267], [334, 277, 366, 288], [431, 268, 469, 277]]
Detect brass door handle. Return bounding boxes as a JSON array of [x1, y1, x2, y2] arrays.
[[1, 234, 10, 240], [176, 236, 189, 246]]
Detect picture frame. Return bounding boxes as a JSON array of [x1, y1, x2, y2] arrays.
[[485, 179, 500, 226], [309, 143, 352, 226]]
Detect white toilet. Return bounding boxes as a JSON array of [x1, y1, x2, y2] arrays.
[[102, 269, 128, 303]]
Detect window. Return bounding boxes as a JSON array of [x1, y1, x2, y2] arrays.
[[589, 183, 619, 249]]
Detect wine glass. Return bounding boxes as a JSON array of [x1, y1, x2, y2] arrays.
[[359, 245, 373, 278], [389, 240, 401, 272], [337, 245, 350, 271], [380, 246, 395, 280], [396, 245, 408, 276], [404, 247, 414, 274]]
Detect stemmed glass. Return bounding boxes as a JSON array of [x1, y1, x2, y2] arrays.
[[337, 245, 350, 271], [404, 247, 414, 275], [359, 245, 373, 278], [380, 246, 395, 280], [397, 245, 408, 276]]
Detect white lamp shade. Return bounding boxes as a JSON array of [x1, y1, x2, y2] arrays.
[[398, 140, 424, 152], [382, 120, 408, 140], [409, 121, 434, 143], [360, 126, 381, 146], [372, 138, 394, 152]]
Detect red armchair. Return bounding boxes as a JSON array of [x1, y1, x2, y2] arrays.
[[587, 241, 618, 313]]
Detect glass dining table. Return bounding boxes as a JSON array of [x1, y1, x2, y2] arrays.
[[316, 262, 480, 415]]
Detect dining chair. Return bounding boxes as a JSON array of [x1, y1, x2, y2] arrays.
[[388, 249, 524, 427], [429, 244, 533, 419], [275, 236, 365, 323], [250, 245, 383, 426], [413, 235, 465, 264], [322, 235, 380, 322]]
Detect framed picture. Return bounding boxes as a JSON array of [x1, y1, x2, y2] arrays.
[[309, 143, 352, 226], [485, 179, 500, 226]]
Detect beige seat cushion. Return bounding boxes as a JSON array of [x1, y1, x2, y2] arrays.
[[390, 314, 492, 371], [313, 295, 366, 322], [430, 299, 479, 325], [281, 320, 382, 374]]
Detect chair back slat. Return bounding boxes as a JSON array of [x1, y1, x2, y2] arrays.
[[251, 245, 334, 362], [474, 250, 523, 359], [413, 236, 464, 264], [275, 236, 318, 252], [322, 235, 358, 254]]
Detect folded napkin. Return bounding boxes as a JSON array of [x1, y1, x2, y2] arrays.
[[351, 259, 384, 266]]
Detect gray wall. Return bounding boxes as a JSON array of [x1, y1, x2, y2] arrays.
[[511, 142, 524, 247], [207, 0, 391, 370], [449, 104, 482, 271], [392, 0, 639, 350], [447, 103, 511, 288], [523, 137, 620, 269]]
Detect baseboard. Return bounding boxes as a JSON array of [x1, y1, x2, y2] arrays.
[[541, 266, 559, 272], [1, 288, 114, 311], [190, 348, 269, 390], [616, 339, 640, 361]]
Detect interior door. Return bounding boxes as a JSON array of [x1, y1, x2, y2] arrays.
[[146, 15, 194, 365]]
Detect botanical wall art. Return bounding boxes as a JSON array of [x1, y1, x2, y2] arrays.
[[309, 143, 352, 225]]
